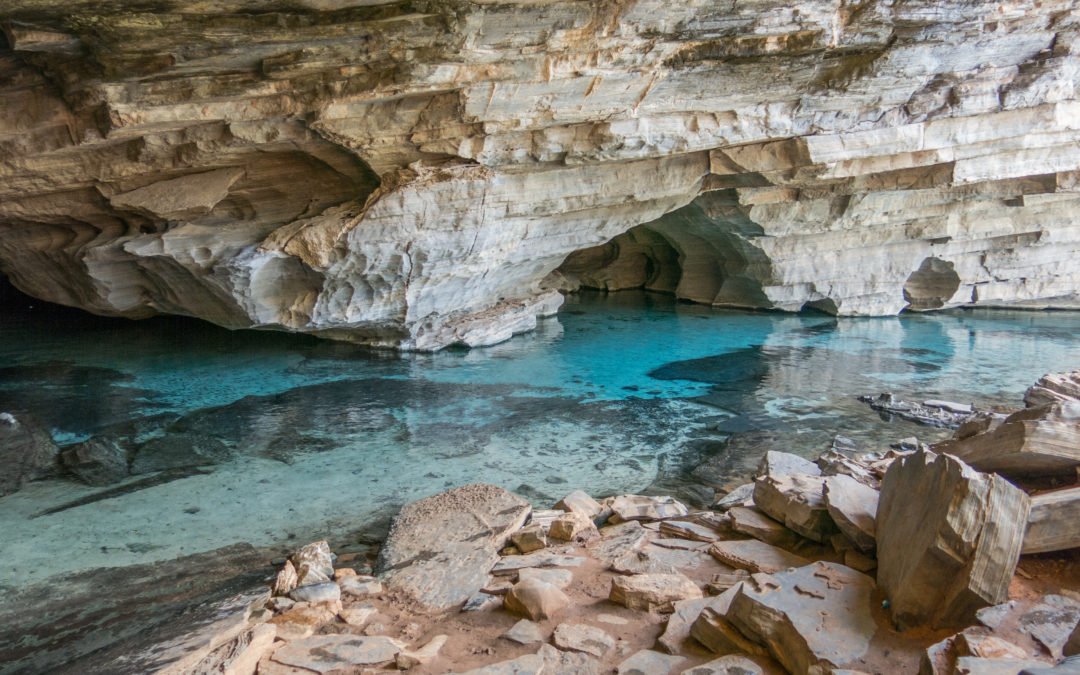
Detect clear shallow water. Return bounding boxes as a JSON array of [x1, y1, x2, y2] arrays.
[[1, 290, 1079, 592]]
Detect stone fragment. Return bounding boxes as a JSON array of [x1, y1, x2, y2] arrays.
[[266, 596, 295, 613], [953, 657, 1050, 674], [60, 436, 128, 486], [876, 449, 1031, 630], [552, 623, 615, 657], [713, 483, 755, 511], [590, 521, 653, 565], [659, 520, 723, 542], [690, 606, 767, 657], [482, 577, 516, 595], [270, 635, 403, 671], [290, 541, 334, 578], [723, 562, 876, 674], [659, 587, 738, 655], [1024, 487, 1080, 554], [934, 402, 1080, 479], [269, 605, 336, 641], [706, 571, 750, 595], [708, 540, 809, 574], [288, 581, 340, 605], [955, 632, 1030, 660], [512, 525, 548, 553], [977, 601, 1018, 630], [456, 654, 544, 675], [756, 451, 822, 478], [1020, 595, 1080, 659], [272, 561, 298, 597], [338, 575, 382, 597], [549, 511, 598, 541], [555, 490, 604, 520], [536, 644, 601, 675], [610, 495, 689, 522], [617, 649, 685, 674], [332, 568, 356, 580], [727, 506, 802, 549], [220, 623, 276, 675], [0, 411, 59, 496], [823, 474, 879, 553], [680, 655, 764, 675], [295, 563, 330, 587], [1025, 371, 1080, 408], [397, 634, 447, 669], [338, 605, 377, 627], [609, 573, 702, 613], [462, 591, 501, 612], [502, 619, 544, 645], [376, 484, 531, 611], [493, 551, 586, 574], [920, 635, 954, 675], [504, 578, 571, 621], [1066, 622, 1080, 657], [816, 450, 880, 489], [517, 567, 573, 589], [753, 473, 838, 543], [611, 549, 678, 575]]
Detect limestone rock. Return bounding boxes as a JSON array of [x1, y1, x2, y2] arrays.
[[554, 490, 605, 521], [493, 552, 586, 575], [823, 475, 879, 553], [502, 619, 544, 646], [457, 654, 545, 675], [517, 567, 573, 589], [1025, 372, 1080, 408], [727, 506, 803, 550], [756, 451, 822, 479], [291, 541, 334, 578], [59, 437, 128, 487], [876, 449, 1031, 630], [753, 474, 838, 543], [376, 484, 531, 611], [609, 573, 702, 613], [0, 411, 58, 496], [709, 539, 809, 574], [713, 484, 755, 512], [512, 525, 548, 554], [659, 587, 739, 655], [536, 644, 601, 675], [724, 562, 877, 674], [288, 581, 340, 605], [549, 511, 598, 541], [617, 649, 685, 674], [552, 623, 615, 657], [504, 578, 571, 621], [397, 634, 447, 670], [270, 635, 402, 671], [590, 521, 653, 565], [659, 520, 723, 543], [680, 655, 763, 675], [610, 495, 690, 522], [272, 561, 298, 597]]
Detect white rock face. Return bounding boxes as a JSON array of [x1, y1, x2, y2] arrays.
[[1, 1, 1079, 347]]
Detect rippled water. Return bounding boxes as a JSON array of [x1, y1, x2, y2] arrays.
[[1, 287, 1078, 671]]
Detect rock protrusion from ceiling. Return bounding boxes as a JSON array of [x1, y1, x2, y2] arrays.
[[0, 0, 1079, 348]]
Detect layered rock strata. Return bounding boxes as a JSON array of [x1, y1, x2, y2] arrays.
[[2, 1, 1079, 348]]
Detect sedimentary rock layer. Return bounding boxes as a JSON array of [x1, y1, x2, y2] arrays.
[[1, 0, 1079, 347]]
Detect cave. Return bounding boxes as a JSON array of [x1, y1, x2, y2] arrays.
[[903, 257, 962, 311]]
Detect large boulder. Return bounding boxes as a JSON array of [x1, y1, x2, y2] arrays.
[[376, 484, 531, 611], [0, 411, 59, 497], [876, 449, 1030, 630]]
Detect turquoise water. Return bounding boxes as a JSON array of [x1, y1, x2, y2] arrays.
[[0, 290, 1078, 588]]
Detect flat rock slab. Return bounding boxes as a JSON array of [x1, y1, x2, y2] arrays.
[[823, 475, 879, 553], [552, 623, 615, 657], [1025, 371, 1080, 407], [376, 484, 531, 611], [724, 562, 877, 675], [270, 635, 403, 672], [757, 451, 822, 478], [727, 506, 802, 549], [953, 657, 1050, 674], [590, 521, 653, 565], [502, 619, 544, 645], [517, 567, 573, 589], [611, 495, 689, 522], [680, 655, 764, 675], [1020, 595, 1080, 658], [617, 649, 685, 674], [537, 644, 601, 675], [876, 449, 1030, 630], [493, 552, 586, 574], [456, 653, 545, 675], [714, 483, 755, 511], [659, 520, 723, 542], [610, 573, 702, 613], [754, 474, 838, 543], [338, 575, 382, 597], [555, 490, 604, 520], [659, 587, 739, 655], [709, 539, 809, 574]]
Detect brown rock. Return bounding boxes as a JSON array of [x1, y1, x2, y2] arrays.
[[609, 573, 702, 613], [727, 506, 803, 549], [504, 578, 571, 621], [876, 449, 1030, 630], [753, 473, 838, 543], [272, 561, 298, 597], [552, 623, 615, 657], [708, 539, 809, 574], [554, 490, 605, 521], [512, 525, 548, 553], [823, 474, 879, 553], [1024, 371, 1080, 408], [549, 511, 598, 541]]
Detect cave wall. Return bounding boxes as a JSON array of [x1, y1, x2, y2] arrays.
[[1, 0, 1079, 348]]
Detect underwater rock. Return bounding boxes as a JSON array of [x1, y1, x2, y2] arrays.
[[60, 437, 128, 487], [0, 411, 59, 496], [130, 434, 233, 474], [859, 394, 975, 428]]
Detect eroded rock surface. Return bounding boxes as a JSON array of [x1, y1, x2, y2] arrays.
[[2, 1, 1079, 348]]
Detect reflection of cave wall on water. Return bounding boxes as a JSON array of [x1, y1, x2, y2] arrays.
[[556, 190, 775, 311]]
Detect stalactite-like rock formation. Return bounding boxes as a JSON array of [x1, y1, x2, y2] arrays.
[[1, 0, 1079, 348]]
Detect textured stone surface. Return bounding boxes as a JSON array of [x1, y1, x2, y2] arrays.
[[270, 635, 402, 671], [610, 495, 690, 522], [456, 654, 545, 675], [59, 436, 128, 487], [1024, 487, 1080, 554], [1, 1, 1080, 348], [876, 449, 1031, 630], [375, 484, 531, 610], [709, 539, 809, 574], [517, 567, 573, 589], [552, 623, 615, 657], [823, 475, 879, 553], [0, 411, 58, 496], [504, 578, 571, 621], [753, 474, 838, 543], [680, 655, 764, 675], [536, 644, 601, 675], [1026, 371, 1080, 408], [617, 649, 684, 675], [609, 573, 702, 613], [501, 619, 544, 646]]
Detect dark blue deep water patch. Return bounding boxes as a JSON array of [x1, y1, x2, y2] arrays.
[[1, 288, 1079, 672]]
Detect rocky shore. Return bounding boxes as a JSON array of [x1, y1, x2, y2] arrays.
[[130, 371, 1080, 675]]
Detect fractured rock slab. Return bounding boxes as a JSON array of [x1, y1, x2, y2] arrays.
[[502, 619, 544, 645], [713, 483, 755, 511], [1019, 595, 1080, 659], [823, 474, 879, 553], [537, 644, 601, 675], [680, 655, 764, 675], [1025, 371, 1080, 408], [753, 473, 838, 543], [1023, 486, 1080, 554], [456, 654, 545, 675], [609, 573, 702, 613], [493, 551, 586, 574], [376, 484, 531, 611], [727, 506, 803, 550], [659, 586, 739, 655], [288, 581, 340, 605], [590, 521, 652, 565], [617, 649, 685, 674], [504, 578, 571, 621], [549, 511, 598, 541], [555, 490, 605, 521], [552, 623, 615, 657], [709, 539, 809, 574], [512, 525, 548, 554], [270, 635, 403, 672], [876, 449, 1030, 630], [757, 451, 822, 478], [659, 519, 723, 543], [610, 495, 689, 522], [338, 575, 382, 597], [290, 541, 334, 578], [397, 634, 447, 669], [724, 562, 877, 674], [517, 567, 573, 589]]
